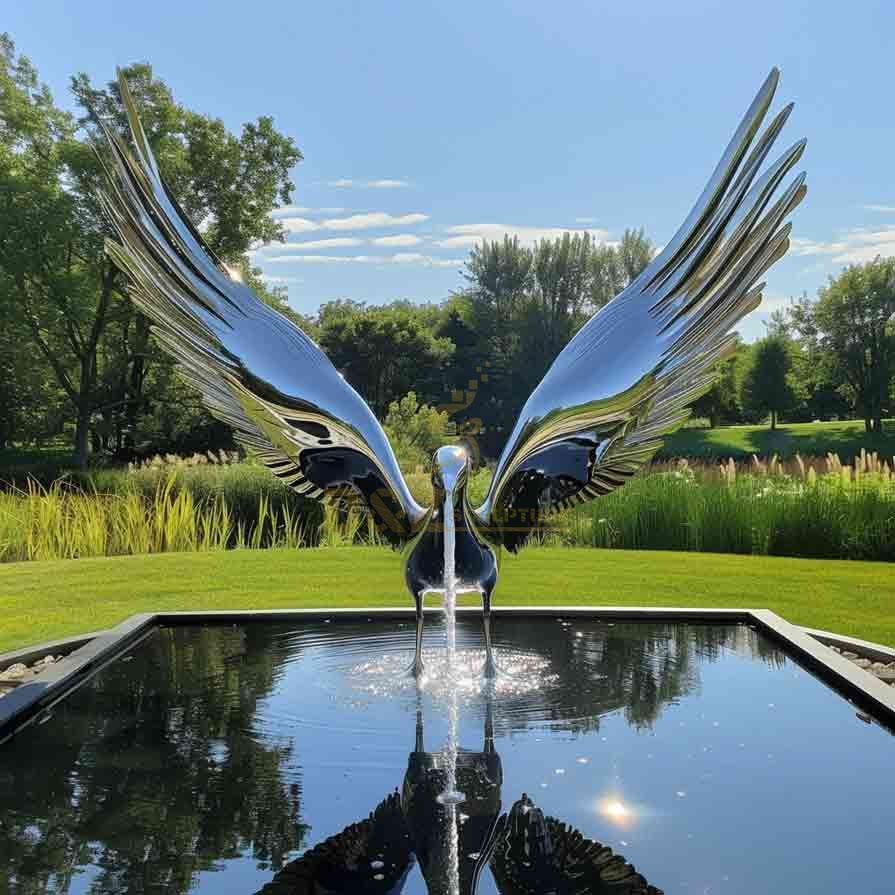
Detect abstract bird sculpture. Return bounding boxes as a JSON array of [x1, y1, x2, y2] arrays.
[[97, 68, 805, 678]]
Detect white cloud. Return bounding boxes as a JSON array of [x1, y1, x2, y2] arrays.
[[271, 205, 312, 216], [789, 237, 838, 257], [263, 253, 461, 268], [327, 178, 410, 189], [271, 205, 348, 217], [266, 255, 355, 264], [575, 216, 598, 224], [266, 237, 363, 253], [262, 274, 304, 284], [435, 223, 609, 249], [273, 211, 428, 235], [863, 204, 895, 213], [279, 217, 321, 234], [370, 233, 424, 247], [321, 212, 429, 231], [389, 252, 459, 268], [791, 226, 895, 264]]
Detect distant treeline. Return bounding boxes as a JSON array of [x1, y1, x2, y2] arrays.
[[2, 33, 893, 472]]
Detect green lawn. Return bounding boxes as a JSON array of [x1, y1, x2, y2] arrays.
[[0, 442, 75, 474], [1, 546, 893, 654], [660, 418, 895, 461]]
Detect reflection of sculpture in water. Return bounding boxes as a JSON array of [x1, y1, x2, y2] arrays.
[[490, 794, 661, 895], [256, 696, 662, 895], [402, 699, 502, 895]]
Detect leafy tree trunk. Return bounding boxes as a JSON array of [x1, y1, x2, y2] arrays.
[[872, 388, 885, 432], [16, 264, 117, 470], [125, 314, 151, 451], [770, 410, 777, 430], [74, 401, 91, 468]]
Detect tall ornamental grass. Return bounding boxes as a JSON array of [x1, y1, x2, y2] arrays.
[[557, 455, 895, 561], [0, 476, 327, 563], [0, 452, 892, 563]]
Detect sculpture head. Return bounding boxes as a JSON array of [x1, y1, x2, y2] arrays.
[[431, 445, 469, 503]]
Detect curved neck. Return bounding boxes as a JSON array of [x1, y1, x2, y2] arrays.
[[433, 478, 466, 514]]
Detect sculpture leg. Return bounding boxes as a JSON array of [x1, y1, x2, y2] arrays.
[[415, 703, 424, 753], [483, 696, 495, 753], [482, 586, 498, 678], [409, 589, 425, 677]]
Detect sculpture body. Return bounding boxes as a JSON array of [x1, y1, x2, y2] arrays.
[[97, 68, 805, 676]]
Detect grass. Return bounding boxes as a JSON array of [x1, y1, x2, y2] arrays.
[[565, 458, 895, 562], [0, 443, 74, 465], [0, 476, 327, 563], [660, 418, 895, 461], [1, 546, 893, 655], [3, 460, 893, 563]]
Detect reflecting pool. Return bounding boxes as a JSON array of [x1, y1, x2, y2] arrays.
[[1, 617, 893, 893]]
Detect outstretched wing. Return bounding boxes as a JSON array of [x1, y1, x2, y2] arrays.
[[491, 793, 663, 894], [476, 69, 805, 549], [97, 72, 426, 544], [256, 792, 413, 894]]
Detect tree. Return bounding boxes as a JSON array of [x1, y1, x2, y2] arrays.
[[616, 227, 656, 289], [460, 228, 655, 453], [72, 63, 302, 461], [462, 235, 532, 331], [0, 35, 99, 464], [0, 295, 61, 448], [0, 37, 302, 466], [738, 335, 799, 429], [383, 391, 452, 469], [316, 300, 454, 416], [791, 258, 895, 433], [522, 232, 597, 381], [586, 227, 655, 309], [690, 341, 744, 427], [460, 236, 532, 446]]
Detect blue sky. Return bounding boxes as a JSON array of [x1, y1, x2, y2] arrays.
[[8, 0, 895, 340]]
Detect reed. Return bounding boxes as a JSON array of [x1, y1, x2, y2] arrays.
[[0, 452, 892, 563], [0, 474, 316, 563], [556, 457, 895, 561]]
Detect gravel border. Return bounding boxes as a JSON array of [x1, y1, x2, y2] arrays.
[[0, 632, 106, 699], [803, 630, 895, 688]]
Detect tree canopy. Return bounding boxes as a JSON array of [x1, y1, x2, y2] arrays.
[[790, 257, 895, 433], [738, 335, 800, 430], [0, 35, 301, 467]]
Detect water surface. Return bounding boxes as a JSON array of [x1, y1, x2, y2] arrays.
[[1, 617, 892, 893]]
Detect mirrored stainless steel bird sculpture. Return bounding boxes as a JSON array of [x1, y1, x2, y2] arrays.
[[97, 68, 805, 679]]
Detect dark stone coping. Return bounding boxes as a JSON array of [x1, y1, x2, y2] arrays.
[[801, 627, 895, 664], [2, 607, 895, 745]]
